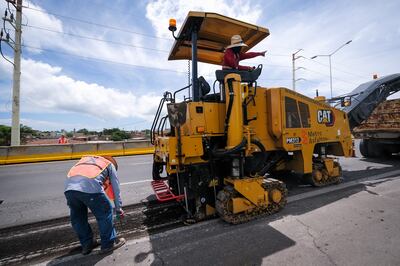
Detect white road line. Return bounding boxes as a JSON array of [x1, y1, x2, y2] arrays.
[[120, 179, 152, 186], [126, 162, 152, 166]]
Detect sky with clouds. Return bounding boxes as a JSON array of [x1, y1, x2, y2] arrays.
[[0, 0, 399, 131]]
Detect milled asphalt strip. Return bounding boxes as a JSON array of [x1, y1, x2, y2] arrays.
[[0, 207, 146, 241]]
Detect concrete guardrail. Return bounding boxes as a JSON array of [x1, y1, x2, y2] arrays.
[[0, 140, 154, 165]]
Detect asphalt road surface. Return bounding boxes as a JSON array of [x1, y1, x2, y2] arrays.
[[40, 171, 400, 266], [0, 142, 399, 228], [0, 155, 154, 228]]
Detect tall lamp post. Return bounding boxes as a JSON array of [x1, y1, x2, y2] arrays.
[[311, 40, 352, 98]]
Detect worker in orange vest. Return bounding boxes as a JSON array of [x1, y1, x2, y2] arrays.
[[64, 155, 125, 255], [58, 134, 68, 144]]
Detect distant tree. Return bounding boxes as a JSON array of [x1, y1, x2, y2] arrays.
[[0, 125, 11, 146], [110, 130, 130, 141], [88, 130, 98, 135], [77, 128, 89, 135], [21, 125, 37, 135], [103, 128, 120, 135], [66, 132, 73, 138], [19, 125, 39, 144]]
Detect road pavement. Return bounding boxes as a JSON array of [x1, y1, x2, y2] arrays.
[[39, 172, 400, 266], [0, 142, 399, 228], [0, 155, 154, 228]]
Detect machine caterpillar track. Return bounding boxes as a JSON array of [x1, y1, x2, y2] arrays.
[[216, 178, 287, 224], [147, 12, 398, 224]]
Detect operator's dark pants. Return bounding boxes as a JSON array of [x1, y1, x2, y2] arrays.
[[64, 190, 116, 249]]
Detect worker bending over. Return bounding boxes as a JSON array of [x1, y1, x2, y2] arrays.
[[222, 34, 266, 70], [64, 155, 125, 255]]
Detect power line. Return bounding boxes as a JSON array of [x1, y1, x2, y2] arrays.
[[303, 68, 358, 85], [23, 24, 294, 58], [21, 44, 188, 74], [22, 6, 294, 58], [303, 56, 368, 79], [23, 5, 172, 41], [23, 24, 170, 53], [20, 44, 296, 79]]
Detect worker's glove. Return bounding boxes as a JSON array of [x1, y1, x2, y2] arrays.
[[116, 208, 125, 220]]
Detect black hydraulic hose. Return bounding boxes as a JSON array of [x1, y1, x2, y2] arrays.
[[212, 138, 246, 157], [258, 154, 283, 176], [224, 78, 235, 134], [250, 139, 268, 173], [251, 139, 266, 153]]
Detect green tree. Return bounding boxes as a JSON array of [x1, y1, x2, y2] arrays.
[[21, 125, 37, 135], [0, 125, 11, 146], [103, 128, 120, 135], [77, 128, 89, 135], [111, 130, 130, 141]]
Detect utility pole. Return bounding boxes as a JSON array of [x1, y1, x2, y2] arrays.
[[11, 0, 22, 146], [1, 0, 22, 145], [292, 49, 303, 91]]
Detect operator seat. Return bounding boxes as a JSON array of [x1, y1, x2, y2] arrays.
[[215, 65, 262, 83], [199, 76, 220, 102]]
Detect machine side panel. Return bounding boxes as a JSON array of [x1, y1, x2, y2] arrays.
[[181, 102, 225, 136], [246, 87, 279, 150]]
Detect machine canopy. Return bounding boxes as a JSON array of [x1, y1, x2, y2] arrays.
[[168, 11, 269, 65]]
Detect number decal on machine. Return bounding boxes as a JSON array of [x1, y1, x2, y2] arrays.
[[317, 110, 335, 126], [286, 137, 301, 144]]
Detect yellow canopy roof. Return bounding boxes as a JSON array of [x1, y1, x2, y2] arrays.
[[168, 12, 269, 65]]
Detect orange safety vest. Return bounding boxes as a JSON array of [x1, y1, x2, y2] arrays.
[[67, 156, 115, 200], [58, 137, 67, 144]]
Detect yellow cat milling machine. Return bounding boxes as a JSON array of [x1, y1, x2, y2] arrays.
[[150, 12, 353, 224]]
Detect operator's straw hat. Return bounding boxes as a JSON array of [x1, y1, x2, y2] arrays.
[[226, 35, 248, 49]]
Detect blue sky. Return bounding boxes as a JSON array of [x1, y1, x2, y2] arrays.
[[0, 0, 399, 131]]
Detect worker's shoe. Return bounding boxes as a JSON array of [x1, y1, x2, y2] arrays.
[[82, 239, 99, 255], [82, 243, 93, 255], [99, 238, 126, 254]]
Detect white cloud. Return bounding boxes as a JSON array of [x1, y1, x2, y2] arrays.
[[146, 0, 262, 38], [22, 3, 63, 52], [0, 117, 86, 131], [18, 58, 160, 121]]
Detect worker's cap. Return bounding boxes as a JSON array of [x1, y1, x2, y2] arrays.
[[102, 155, 118, 171], [226, 35, 248, 49]]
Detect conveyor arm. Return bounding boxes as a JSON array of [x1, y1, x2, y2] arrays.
[[341, 74, 400, 130]]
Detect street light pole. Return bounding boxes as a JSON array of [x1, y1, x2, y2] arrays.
[[329, 55, 332, 98], [311, 40, 352, 98], [292, 49, 303, 91]]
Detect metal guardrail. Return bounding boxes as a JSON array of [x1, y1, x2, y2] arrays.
[[0, 140, 154, 165]]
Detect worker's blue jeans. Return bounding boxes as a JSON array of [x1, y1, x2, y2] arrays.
[[64, 191, 116, 249]]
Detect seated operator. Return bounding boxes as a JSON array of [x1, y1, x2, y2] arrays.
[[222, 35, 266, 71]]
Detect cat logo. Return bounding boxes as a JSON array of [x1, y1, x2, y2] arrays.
[[317, 110, 335, 126]]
